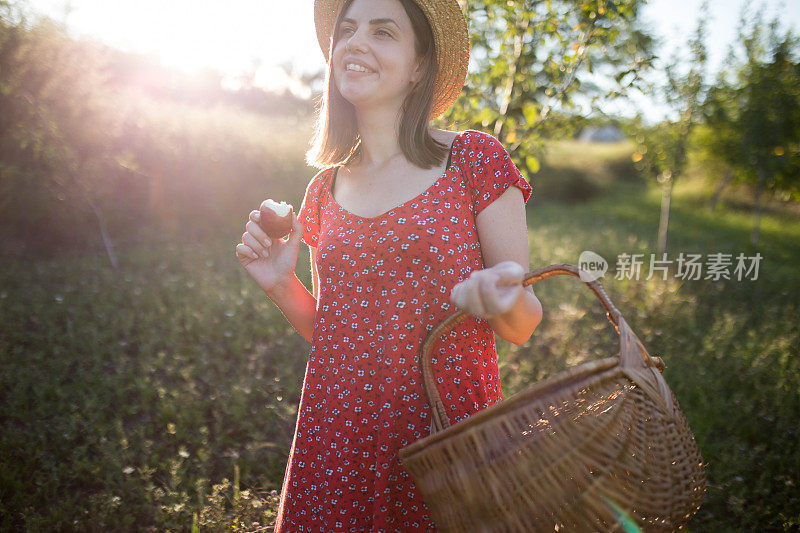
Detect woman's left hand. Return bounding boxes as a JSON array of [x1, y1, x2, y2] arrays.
[[450, 261, 525, 319]]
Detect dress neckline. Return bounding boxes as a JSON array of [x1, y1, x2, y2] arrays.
[[327, 132, 462, 221]]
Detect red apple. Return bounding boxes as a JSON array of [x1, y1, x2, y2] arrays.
[[258, 199, 294, 239]]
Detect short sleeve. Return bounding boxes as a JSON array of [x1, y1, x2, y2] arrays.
[[297, 168, 331, 248], [462, 130, 532, 217]]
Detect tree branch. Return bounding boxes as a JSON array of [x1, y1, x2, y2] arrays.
[[494, 14, 530, 139]]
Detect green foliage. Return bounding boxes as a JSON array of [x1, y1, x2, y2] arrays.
[[629, 120, 682, 182], [0, 12, 313, 256], [0, 239, 309, 530], [441, 0, 654, 181], [0, 15, 111, 249], [627, 2, 708, 184], [193, 470, 280, 532], [503, 155, 800, 531], [701, 14, 800, 200], [531, 139, 639, 203]]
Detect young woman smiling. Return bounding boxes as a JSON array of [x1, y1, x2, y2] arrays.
[[235, 0, 543, 529]]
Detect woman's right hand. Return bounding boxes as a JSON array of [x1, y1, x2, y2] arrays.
[[235, 206, 304, 295]]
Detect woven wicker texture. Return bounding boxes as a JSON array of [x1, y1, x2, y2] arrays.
[[313, 0, 470, 119], [399, 263, 706, 532]]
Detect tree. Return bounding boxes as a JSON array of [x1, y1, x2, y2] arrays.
[[629, 4, 708, 256], [0, 10, 127, 266], [702, 15, 800, 245], [442, 0, 654, 180]]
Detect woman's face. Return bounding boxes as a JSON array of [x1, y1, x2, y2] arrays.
[[331, 0, 423, 115]]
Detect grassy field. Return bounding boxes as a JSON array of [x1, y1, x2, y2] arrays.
[[1, 139, 799, 531]]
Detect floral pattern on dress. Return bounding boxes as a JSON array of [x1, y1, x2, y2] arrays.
[[275, 130, 532, 532]]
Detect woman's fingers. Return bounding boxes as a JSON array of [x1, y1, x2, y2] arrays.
[[246, 219, 271, 248], [243, 231, 270, 258], [236, 205, 289, 266], [488, 282, 522, 315], [486, 263, 525, 312], [451, 263, 525, 319], [477, 272, 518, 317], [494, 261, 525, 283], [236, 242, 259, 261], [452, 280, 488, 317], [478, 273, 504, 316], [287, 211, 303, 244]]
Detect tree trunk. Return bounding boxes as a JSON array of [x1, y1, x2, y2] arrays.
[[58, 164, 119, 270], [657, 173, 674, 257], [751, 165, 766, 246], [708, 168, 733, 211], [85, 194, 119, 271]]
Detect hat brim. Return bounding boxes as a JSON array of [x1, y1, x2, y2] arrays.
[[314, 0, 469, 119]]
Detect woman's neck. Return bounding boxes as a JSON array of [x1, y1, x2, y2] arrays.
[[353, 106, 408, 170]]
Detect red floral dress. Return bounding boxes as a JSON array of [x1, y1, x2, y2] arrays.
[[275, 130, 532, 532]]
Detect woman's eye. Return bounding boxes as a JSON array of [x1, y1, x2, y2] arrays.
[[340, 26, 354, 36], [375, 29, 392, 37]]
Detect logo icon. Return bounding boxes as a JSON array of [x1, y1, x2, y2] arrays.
[[578, 250, 608, 282]]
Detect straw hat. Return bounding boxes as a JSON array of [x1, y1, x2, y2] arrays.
[[314, 0, 469, 119]]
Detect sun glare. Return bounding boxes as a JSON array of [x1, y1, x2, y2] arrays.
[[28, 0, 323, 91]]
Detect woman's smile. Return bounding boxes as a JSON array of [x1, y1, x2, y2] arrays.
[[343, 59, 376, 74], [331, 0, 422, 113]]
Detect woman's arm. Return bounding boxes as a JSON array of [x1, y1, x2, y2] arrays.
[[450, 186, 543, 345], [263, 245, 319, 343], [236, 209, 318, 343], [263, 271, 317, 343]]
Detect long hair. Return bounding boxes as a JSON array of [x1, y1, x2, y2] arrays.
[[306, 0, 448, 169]]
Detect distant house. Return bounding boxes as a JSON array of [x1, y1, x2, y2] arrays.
[[578, 126, 625, 143]]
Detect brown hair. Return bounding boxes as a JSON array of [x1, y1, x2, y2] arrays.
[[305, 0, 448, 170]]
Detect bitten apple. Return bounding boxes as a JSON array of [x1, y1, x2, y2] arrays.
[[258, 199, 294, 239]]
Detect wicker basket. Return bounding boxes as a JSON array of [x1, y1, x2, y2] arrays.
[[399, 263, 706, 532]]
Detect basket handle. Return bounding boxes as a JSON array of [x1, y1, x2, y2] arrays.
[[421, 263, 669, 434]]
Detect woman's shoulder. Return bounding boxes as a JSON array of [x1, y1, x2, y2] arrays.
[[310, 165, 338, 181], [306, 166, 338, 189], [433, 129, 505, 151], [301, 166, 337, 204], [460, 129, 505, 147]]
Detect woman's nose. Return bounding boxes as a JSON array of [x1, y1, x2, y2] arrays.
[[346, 29, 368, 54]]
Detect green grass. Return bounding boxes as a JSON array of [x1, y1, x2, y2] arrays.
[[1, 140, 799, 531], [516, 142, 800, 531], [0, 240, 309, 530]]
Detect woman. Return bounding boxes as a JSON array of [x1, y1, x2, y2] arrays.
[[235, 0, 544, 529]]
